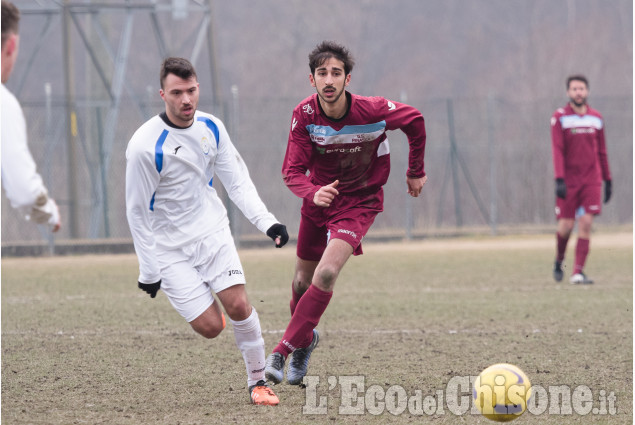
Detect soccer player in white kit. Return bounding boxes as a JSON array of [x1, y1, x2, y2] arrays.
[[1, 1, 60, 232], [126, 57, 288, 405]]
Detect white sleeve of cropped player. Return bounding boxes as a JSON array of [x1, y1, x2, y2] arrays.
[[1, 84, 58, 229], [125, 140, 162, 284], [213, 119, 278, 234]]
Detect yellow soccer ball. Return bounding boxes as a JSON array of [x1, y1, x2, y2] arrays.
[[473, 363, 532, 422]]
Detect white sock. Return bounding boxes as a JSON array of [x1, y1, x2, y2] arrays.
[[229, 307, 265, 387]]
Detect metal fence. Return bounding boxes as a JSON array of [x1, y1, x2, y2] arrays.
[[2, 92, 632, 253]]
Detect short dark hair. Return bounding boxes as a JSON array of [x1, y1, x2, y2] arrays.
[[1, 1, 20, 48], [309, 41, 355, 76], [160, 57, 197, 89], [567, 75, 588, 90]]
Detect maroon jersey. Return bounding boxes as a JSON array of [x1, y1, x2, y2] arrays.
[[551, 103, 611, 186], [282, 92, 426, 199]]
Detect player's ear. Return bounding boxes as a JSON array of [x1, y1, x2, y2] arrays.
[[309, 73, 316, 88], [345, 73, 351, 87], [4, 34, 17, 56]]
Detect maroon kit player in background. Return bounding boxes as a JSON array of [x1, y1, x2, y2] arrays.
[[265, 41, 427, 386], [551, 75, 612, 284]]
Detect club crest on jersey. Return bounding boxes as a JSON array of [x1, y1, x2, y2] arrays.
[[200, 136, 211, 155], [387, 101, 396, 111], [303, 104, 314, 115]]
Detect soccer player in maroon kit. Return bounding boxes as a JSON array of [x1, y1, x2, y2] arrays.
[[265, 41, 427, 385], [551, 75, 612, 284]]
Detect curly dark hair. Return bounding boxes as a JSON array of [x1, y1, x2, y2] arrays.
[[308, 41, 355, 76]]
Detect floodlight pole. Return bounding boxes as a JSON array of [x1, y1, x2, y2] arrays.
[[62, 0, 81, 238]]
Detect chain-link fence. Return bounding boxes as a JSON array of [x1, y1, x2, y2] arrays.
[[2, 1, 632, 255], [2, 92, 632, 254]]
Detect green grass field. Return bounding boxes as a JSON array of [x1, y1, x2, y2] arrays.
[[2, 231, 632, 424]]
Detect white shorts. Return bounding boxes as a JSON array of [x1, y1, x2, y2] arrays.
[[157, 227, 246, 323]]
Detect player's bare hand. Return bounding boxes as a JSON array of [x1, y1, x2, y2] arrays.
[[313, 180, 339, 207], [407, 175, 427, 198]]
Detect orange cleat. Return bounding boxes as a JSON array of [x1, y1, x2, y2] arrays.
[[249, 380, 280, 406]]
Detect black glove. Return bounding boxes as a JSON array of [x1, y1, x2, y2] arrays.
[[555, 178, 566, 199], [138, 280, 161, 298], [266, 223, 289, 248], [604, 180, 612, 204]]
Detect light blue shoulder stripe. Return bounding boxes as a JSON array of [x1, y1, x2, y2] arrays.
[[559, 114, 603, 130], [306, 121, 386, 137], [150, 129, 169, 211]]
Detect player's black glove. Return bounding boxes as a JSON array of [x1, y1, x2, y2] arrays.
[[138, 280, 161, 298], [555, 178, 566, 199], [266, 223, 289, 248], [604, 180, 612, 204]]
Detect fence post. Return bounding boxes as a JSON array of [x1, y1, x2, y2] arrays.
[[487, 94, 498, 235]]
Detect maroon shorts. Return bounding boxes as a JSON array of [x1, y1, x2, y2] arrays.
[[296, 189, 384, 261], [555, 183, 602, 219]]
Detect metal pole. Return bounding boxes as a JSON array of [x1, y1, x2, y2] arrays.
[[96, 108, 110, 237], [44, 82, 55, 255], [206, 0, 223, 114], [487, 94, 498, 235], [447, 99, 462, 227], [62, 0, 81, 238]]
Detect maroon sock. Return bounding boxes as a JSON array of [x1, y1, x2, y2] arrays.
[[556, 232, 569, 263], [289, 284, 303, 316], [274, 284, 332, 358], [574, 238, 590, 274]]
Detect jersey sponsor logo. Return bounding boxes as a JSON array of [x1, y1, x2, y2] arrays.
[[292, 117, 298, 131], [337, 228, 358, 239], [315, 145, 363, 155], [387, 100, 396, 111], [570, 128, 596, 135], [303, 104, 314, 115], [228, 269, 243, 277], [325, 146, 362, 153], [588, 205, 600, 211], [200, 136, 211, 155]]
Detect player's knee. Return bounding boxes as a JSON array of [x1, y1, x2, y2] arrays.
[[293, 276, 311, 294], [192, 322, 224, 339], [223, 297, 252, 321], [314, 265, 338, 291]]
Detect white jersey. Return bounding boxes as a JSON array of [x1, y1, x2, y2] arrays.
[[125, 111, 278, 284], [1, 83, 59, 227]]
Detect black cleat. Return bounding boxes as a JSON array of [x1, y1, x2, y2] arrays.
[[553, 261, 564, 282]]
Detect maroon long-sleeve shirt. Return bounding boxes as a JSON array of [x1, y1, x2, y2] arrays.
[[551, 103, 611, 186], [282, 92, 426, 200]]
